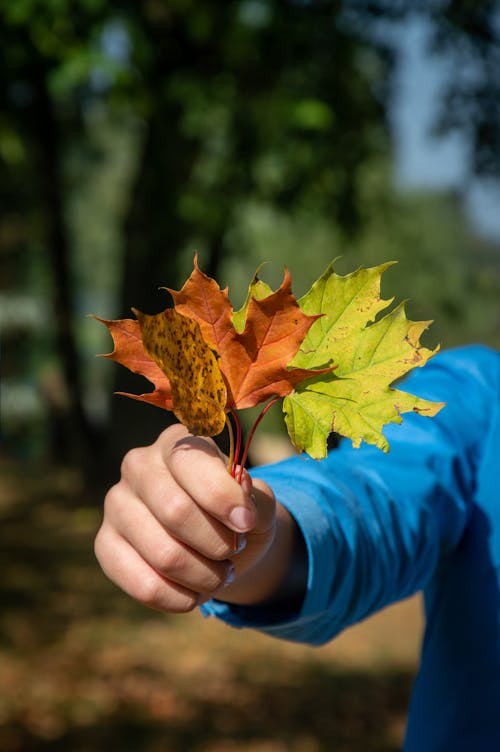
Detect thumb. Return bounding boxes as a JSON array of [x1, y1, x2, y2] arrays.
[[235, 466, 253, 497], [235, 468, 275, 537]]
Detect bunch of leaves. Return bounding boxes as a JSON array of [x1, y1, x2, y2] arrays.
[[94, 255, 444, 476]]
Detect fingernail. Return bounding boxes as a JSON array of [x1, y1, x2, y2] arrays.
[[229, 506, 254, 532], [224, 564, 235, 587], [235, 533, 247, 554]]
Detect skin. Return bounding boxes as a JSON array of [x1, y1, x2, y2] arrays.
[[94, 423, 307, 614]]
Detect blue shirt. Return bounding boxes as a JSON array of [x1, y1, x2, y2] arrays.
[[202, 345, 500, 751]]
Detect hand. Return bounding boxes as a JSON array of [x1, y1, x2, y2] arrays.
[[94, 423, 291, 613]]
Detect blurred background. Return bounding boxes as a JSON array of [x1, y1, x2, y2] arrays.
[[1, 1, 499, 750]]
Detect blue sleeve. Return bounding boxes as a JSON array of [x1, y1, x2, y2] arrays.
[[201, 345, 499, 645]]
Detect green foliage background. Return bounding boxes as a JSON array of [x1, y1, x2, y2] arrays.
[[1, 0, 499, 469]]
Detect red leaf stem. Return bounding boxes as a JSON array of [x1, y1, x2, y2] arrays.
[[236, 397, 281, 483]]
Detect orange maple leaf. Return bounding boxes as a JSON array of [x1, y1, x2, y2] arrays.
[[169, 256, 330, 409], [92, 315, 173, 410]]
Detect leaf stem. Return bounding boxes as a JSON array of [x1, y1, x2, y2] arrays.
[[236, 396, 281, 483], [231, 409, 242, 478], [225, 414, 235, 476]]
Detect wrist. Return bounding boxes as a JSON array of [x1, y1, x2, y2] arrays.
[[216, 501, 307, 611]]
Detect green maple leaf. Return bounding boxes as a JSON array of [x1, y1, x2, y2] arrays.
[[283, 262, 445, 458]]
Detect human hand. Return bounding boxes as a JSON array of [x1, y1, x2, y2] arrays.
[[94, 423, 281, 613]]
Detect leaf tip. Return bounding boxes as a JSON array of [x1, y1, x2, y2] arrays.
[[415, 400, 446, 417], [281, 265, 293, 291]]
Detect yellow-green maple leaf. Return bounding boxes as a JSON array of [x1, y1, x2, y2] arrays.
[[283, 262, 445, 458], [232, 270, 274, 333]]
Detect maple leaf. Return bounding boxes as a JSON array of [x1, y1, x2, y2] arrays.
[[168, 255, 330, 410], [94, 256, 444, 475], [133, 307, 227, 436], [283, 262, 445, 458], [92, 315, 173, 410]]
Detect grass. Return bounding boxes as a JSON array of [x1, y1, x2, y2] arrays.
[[0, 459, 422, 751]]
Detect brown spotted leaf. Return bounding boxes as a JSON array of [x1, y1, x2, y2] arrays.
[[133, 307, 227, 436]]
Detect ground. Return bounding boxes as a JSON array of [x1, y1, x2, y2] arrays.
[[0, 459, 423, 752]]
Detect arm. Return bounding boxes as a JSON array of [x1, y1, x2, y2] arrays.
[[95, 345, 498, 643], [202, 345, 499, 644]]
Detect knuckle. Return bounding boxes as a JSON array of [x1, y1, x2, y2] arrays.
[[103, 484, 130, 523], [163, 491, 192, 529], [166, 443, 190, 475], [155, 544, 185, 577], [136, 574, 198, 614], [135, 574, 165, 609], [103, 483, 120, 513], [120, 446, 147, 480]]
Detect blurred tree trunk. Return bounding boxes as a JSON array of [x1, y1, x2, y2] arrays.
[[32, 65, 101, 478], [108, 5, 230, 471], [110, 117, 231, 469], [109, 109, 193, 470]]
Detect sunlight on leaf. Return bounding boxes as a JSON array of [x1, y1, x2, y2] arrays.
[[94, 256, 443, 462]]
